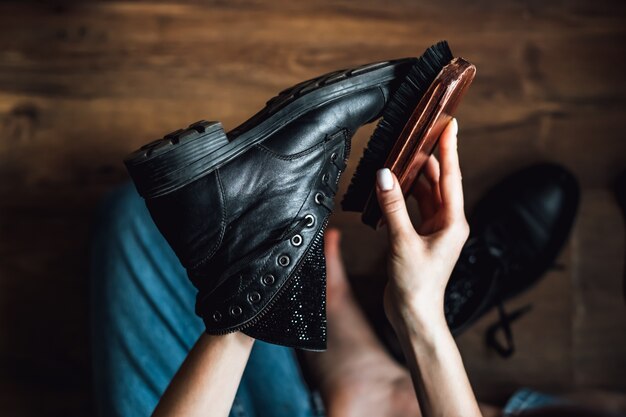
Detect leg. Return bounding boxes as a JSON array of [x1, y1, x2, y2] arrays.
[[90, 183, 205, 416], [243, 341, 324, 417], [307, 229, 499, 417], [304, 229, 421, 417], [90, 184, 321, 417]]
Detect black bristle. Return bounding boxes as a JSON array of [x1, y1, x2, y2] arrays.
[[341, 41, 453, 212]]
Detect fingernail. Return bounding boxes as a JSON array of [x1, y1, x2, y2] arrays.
[[377, 168, 394, 191], [451, 118, 459, 136]]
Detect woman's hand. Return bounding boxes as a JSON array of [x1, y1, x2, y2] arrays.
[[376, 118, 469, 332], [375, 118, 480, 417]]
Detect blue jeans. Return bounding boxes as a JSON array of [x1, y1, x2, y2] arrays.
[[90, 183, 323, 417], [502, 388, 563, 416]]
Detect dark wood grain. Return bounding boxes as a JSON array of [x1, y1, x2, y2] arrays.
[[1, 1, 625, 415]]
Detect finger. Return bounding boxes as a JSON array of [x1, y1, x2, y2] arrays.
[[375, 168, 414, 240], [439, 118, 465, 220], [412, 178, 437, 220], [422, 155, 442, 207], [409, 156, 440, 200]]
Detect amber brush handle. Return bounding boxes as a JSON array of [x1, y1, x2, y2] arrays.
[[363, 57, 476, 228]]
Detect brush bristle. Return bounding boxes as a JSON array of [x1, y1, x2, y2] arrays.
[[341, 41, 453, 212]]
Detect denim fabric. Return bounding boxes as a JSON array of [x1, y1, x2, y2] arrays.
[[90, 183, 323, 417], [502, 388, 563, 416]]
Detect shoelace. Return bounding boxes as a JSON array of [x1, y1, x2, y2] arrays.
[[486, 299, 532, 358], [459, 235, 532, 358]]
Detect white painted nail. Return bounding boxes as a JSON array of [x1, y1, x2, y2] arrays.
[[377, 168, 394, 191], [450, 118, 459, 136]]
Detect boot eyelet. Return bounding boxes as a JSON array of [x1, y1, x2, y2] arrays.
[[278, 255, 291, 267], [291, 234, 303, 247], [229, 306, 242, 317], [262, 274, 275, 285], [248, 291, 261, 303], [212, 311, 222, 322], [322, 173, 329, 183], [304, 214, 315, 227], [315, 192, 325, 204], [330, 152, 338, 161]]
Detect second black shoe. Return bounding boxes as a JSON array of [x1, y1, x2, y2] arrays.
[[124, 58, 420, 350], [444, 163, 580, 357]]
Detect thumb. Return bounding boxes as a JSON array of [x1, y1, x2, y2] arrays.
[[375, 168, 414, 239]]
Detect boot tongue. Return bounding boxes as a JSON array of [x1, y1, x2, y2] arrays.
[[242, 220, 328, 351]]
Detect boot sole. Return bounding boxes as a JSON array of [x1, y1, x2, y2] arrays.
[[125, 58, 417, 198]]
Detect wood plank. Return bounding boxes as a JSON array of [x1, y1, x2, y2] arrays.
[[0, 1, 625, 415], [573, 189, 626, 389]]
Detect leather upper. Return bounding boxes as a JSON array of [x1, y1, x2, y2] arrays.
[[145, 86, 391, 341], [445, 163, 580, 334]]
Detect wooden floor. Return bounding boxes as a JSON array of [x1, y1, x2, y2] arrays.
[[1, 1, 625, 415]]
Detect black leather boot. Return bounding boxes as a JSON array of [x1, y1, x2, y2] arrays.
[[444, 163, 579, 357], [125, 58, 417, 350]]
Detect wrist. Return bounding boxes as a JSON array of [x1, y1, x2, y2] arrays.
[[387, 299, 448, 339], [199, 331, 255, 352], [391, 311, 451, 362]]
